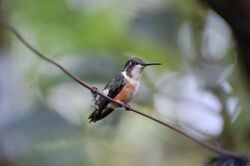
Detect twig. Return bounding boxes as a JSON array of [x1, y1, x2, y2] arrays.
[[0, 20, 249, 161], [130, 109, 247, 160]]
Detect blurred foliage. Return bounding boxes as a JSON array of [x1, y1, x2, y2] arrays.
[[0, 0, 250, 166]]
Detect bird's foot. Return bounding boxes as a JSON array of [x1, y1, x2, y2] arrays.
[[91, 86, 98, 98], [120, 102, 131, 111]]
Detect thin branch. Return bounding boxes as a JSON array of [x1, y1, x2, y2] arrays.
[[131, 109, 247, 160], [0, 20, 93, 93], [0, 20, 249, 162]]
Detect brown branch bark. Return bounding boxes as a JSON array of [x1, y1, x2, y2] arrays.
[[0, 20, 249, 162]]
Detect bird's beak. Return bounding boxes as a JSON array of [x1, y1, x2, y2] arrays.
[[143, 62, 161, 67]]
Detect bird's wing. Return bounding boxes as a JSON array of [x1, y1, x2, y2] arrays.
[[89, 73, 125, 122], [97, 73, 125, 111]]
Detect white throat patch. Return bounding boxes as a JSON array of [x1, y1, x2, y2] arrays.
[[122, 70, 141, 86]]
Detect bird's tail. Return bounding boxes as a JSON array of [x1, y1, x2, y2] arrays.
[[88, 107, 115, 123]]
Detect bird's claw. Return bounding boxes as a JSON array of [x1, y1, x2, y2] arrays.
[[91, 86, 98, 94], [91, 86, 98, 97], [91, 86, 99, 105], [120, 102, 131, 111]]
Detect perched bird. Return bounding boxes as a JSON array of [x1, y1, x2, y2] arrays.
[[89, 57, 161, 123]]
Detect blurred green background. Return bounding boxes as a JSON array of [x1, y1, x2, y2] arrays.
[[0, 0, 249, 166]]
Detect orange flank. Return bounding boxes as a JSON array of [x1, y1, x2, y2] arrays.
[[101, 81, 135, 114], [114, 81, 135, 103]]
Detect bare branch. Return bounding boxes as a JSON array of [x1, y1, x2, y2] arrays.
[[0, 20, 248, 162]]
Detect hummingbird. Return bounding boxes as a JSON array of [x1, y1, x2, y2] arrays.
[[89, 57, 161, 123]]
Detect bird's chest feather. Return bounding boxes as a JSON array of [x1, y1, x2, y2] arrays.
[[114, 79, 139, 103]]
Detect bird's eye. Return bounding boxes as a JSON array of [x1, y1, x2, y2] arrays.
[[131, 61, 136, 65]]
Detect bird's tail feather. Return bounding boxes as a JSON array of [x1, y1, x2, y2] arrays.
[[88, 108, 114, 123]]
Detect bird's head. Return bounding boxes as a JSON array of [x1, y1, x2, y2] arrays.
[[123, 58, 161, 79]]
